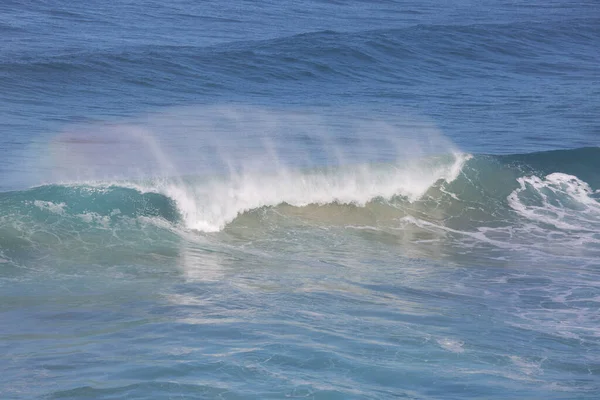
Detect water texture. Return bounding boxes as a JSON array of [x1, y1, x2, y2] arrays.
[[1, 1, 599, 399]]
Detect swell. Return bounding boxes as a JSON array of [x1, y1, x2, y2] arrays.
[[1, 148, 599, 265], [0, 152, 464, 231], [1, 147, 598, 230], [0, 184, 183, 267], [2, 18, 598, 83], [498, 147, 600, 188]]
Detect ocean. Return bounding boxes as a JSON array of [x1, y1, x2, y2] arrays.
[[1, 1, 599, 399]]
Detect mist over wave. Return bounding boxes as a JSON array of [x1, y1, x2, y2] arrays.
[[18, 107, 465, 230], [3, 107, 598, 265]]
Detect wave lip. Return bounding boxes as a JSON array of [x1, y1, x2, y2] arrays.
[[2, 147, 600, 265], [146, 152, 469, 232]]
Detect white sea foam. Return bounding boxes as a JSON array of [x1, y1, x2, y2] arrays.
[[508, 173, 600, 232], [40, 106, 467, 232], [509, 356, 543, 376], [75, 212, 111, 228], [33, 200, 67, 215], [127, 153, 469, 232], [393, 171, 600, 261], [437, 338, 465, 353]]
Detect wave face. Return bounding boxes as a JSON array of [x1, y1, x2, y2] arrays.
[[2, 148, 599, 263]]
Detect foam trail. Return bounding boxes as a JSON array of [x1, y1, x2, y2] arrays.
[[508, 173, 600, 231]]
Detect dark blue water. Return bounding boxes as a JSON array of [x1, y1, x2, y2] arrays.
[[1, 1, 599, 399]]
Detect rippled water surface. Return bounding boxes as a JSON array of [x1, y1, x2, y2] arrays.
[[1, 1, 599, 399]]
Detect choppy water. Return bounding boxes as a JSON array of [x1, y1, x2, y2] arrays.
[[1, 1, 599, 399]]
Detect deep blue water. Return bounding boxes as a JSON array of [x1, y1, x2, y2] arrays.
[[1, 1, 599, 399]]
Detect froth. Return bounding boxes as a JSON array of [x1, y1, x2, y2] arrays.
[[508, 173, 600, 231], [36, 106, 466, 232], [135, 153, 468, 232]]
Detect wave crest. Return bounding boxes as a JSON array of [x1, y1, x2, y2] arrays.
[[126, 152, 468, 232]]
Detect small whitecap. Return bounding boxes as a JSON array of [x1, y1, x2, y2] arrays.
[[437, 338, 465, 353]]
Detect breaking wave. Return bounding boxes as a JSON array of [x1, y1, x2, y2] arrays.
[[1, 146, 599, 264]]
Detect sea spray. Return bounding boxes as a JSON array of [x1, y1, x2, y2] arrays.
[[35, 106, 459, 182], [30, 107, 467, 230], [144, 152, 468, 231]]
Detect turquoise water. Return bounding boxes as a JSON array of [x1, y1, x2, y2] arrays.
[[1, 1, 600, 399]]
